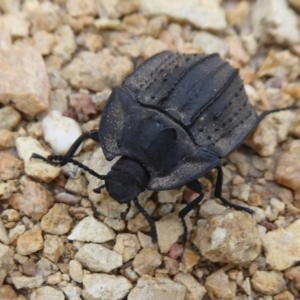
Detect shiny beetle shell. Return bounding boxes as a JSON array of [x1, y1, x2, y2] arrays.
[[99, 51, 257, 190]]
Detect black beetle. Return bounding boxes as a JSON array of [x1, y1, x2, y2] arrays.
[[32, 51, 298, 244]]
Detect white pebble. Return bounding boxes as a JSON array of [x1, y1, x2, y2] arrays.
[[42, 110, 82, 155], [68, 216, 116, 243]]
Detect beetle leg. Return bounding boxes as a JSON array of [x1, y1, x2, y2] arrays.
[[93, 184, 105, 194], [257, 105, 299, 124], [133, 197, 157, 243], [31, 130, 106, 180], [179, 180, 205, 244], [63, 129, 100, 159], [121, 202, 131, 220], [32, 129, 99, 165], [215, 165, 254, 214], [32, 130, 100, 164], [132, 57, 138, 70]]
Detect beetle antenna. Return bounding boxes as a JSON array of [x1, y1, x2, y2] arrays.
[[31, 153, 106, 180]]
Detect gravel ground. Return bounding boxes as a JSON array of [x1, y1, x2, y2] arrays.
[[0, 0, 300, 299]]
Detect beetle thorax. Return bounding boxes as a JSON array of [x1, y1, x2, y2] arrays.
[[105, 157, 150, 203]]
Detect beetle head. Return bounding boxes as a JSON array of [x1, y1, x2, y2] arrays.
[[105, 157, 149, 203]]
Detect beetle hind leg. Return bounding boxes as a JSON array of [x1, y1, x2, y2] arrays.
[[179, 180, 205, 244], [215, 165, 254, 214]]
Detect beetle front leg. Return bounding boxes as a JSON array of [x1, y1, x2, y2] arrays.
[[215, 165, 254, 214], [31, 130, 105, 180], [32, 129, 100, 165], [179, 180, 205, 244]]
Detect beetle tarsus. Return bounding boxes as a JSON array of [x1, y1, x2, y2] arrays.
[[133, 197, 157, 243], [121, 202, 131, 220], [180, 218, 188, 245], [257, 105, 299, 124], [93, 184, 105, 194], [88, 199, 101, 219], [31, 153, 47, 160], [179, 180, 205, 244], [32, 152, 106, 180], [215, 165, 253, 214], [219, 196, 254, 214]]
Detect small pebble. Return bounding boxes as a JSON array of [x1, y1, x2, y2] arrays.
[[35, 257, 58, 278], [132, 248, 162, 276], [199, 199, 226, 219], [168, 243, 184, 260], [68, 215, 115, 243], [11, 275, 43, 289], [174, 273, 206, 300], [156, 217, 184, 253], [192, 210, 261, 264], [9, 179, 54, 220], [274, 291, 295, 300], [0, 243, 14, 285], [62, 49, 133, 91], [205, 269, 236, 300], [8, 224, 26, 244], [157, 189, 183, 204], [275, 140, 300, 191], [55, 192, 81, 205], [66, 0, 97, 17], [16, 225, 44, 256], [128, 275, 186, 300], [257, 50, 300, 81], [74, 243, 122, 272], [285, 266, 300, 290], [47, 272, 62, 285], [16, 136, 60, 183], [41, 203, 73, 235], [179, 249, 199, 273], [69, 260, 83, 283], [252, 0, 300, 46], [0, 0, 20, 13], [43, 234, 64, 263], [58, 283, 82, 300], [82, 273, 132, 300], [251, 270, 286, 295], [0, 43, 50, 116], [0, 285, 18, 300], [140, 0, 226, 32], [30, 286, 65, 300], [53, 25, 76, 63], [0, 129, 18, 150], [113, 233, 141, 263], [193, 32, 227, 58], [262, 219, 300, 270], [104, 217, 126, 231], [0, 106, 21, 130], [0, 218, 9, 245], [42, 110, 82, 155], [33, 30, 55, 55], [164, 256, 179, 276]]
